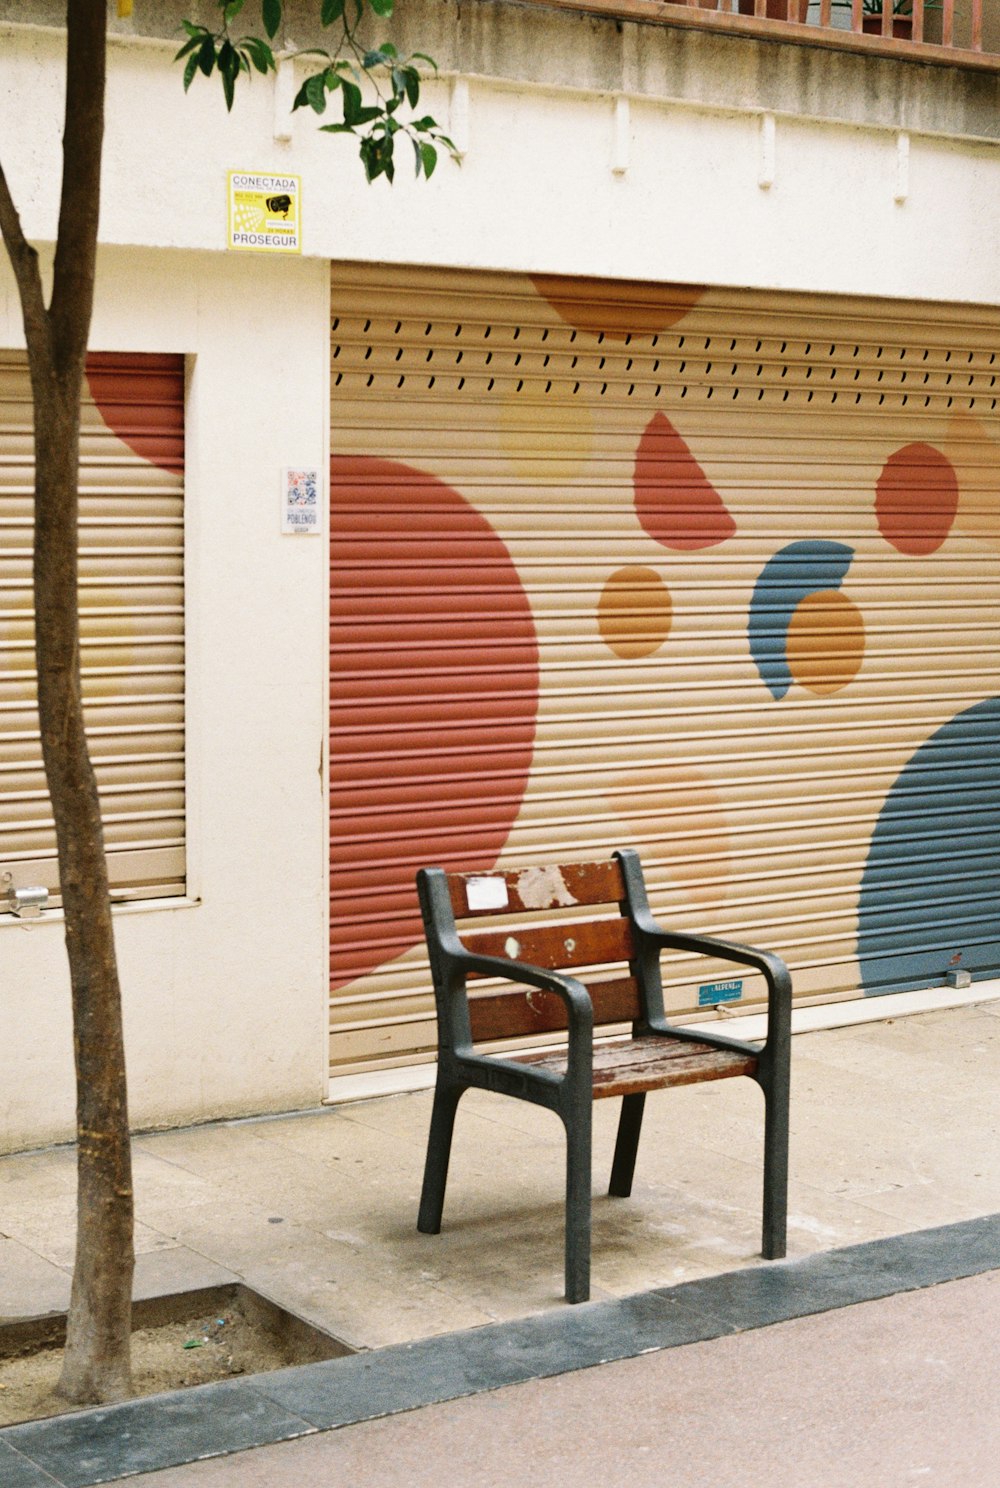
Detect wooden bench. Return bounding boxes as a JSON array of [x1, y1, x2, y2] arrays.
[[416, 849, 792, 1303]]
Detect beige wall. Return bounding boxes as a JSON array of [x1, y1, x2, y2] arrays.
[[0, 246, 331, 1150], [2, 9, 999, 300], [1, 3, 999, 1145]]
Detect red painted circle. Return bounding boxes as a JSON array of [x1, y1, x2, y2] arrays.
[[633, 413, 736, 551], [85, 353, 184, 474], [875, 443, 958, 556], [329, 456, 539, 991]]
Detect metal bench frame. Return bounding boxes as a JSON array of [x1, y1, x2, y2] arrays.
[[416, 848, 792, 1303]]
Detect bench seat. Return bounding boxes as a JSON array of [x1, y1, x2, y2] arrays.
[[514, 1034, 758, 1097]]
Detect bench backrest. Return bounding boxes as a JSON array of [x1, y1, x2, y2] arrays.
[[419, 855, 653, 1043]]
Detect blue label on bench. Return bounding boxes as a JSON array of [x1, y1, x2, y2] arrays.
[[698, 978, 743, 1007]]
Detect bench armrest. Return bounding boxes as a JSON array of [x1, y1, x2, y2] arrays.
[[444, 948, 594, 1028], [634, 916, 791, 1064], [440, 946, 595, 1029], [639, 923, 790, 992], [436, 945, 594, 1088], [613, 851, 791, 1070]]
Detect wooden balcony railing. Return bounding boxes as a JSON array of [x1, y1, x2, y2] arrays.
[[533, 0, 997, 67], [693, 1, 982, 49]]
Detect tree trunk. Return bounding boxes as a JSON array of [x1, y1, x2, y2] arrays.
[[36, 371, 135, 1406], [0, 2, 135, 1405]]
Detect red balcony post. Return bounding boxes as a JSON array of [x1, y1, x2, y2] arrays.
[[912, 0, 924, 45]]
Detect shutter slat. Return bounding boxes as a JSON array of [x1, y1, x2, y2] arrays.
[[329, 266, 1000, 1076], [0, 351, 186, 908]]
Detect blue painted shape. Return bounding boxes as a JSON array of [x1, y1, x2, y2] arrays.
[[698, 978, 743, 1007], [858, 697, 1000, 995], [748, 540, 855, 700]]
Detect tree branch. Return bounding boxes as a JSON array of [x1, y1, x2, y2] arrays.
[[50, 1, 107, 373], [0, 159, 50, 366]]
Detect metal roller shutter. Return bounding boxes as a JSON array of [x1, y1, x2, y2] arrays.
[[0, 351, 185, 908], [329, 264, 1000, 1078]]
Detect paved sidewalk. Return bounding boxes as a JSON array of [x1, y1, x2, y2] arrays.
[[1, 998, 999, 1485], [3, 999, 999, 1352], [3, 1232, 994, 1488], [112, 1270, 1000, 1488]]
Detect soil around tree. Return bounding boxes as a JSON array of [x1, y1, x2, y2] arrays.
[[0, 1292, 341, 1427]]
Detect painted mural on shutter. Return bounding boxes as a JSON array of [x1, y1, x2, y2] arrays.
[[329, 265, 1000, 1076], [0, 351, 185, 906]]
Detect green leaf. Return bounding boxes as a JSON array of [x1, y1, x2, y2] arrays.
[[220, 40, 242, 86], [410, 51, 438, 70], [223, 0, 246, 22], [403, 67, 419, 108], [197, 36, 217, 76], [306, 70, 331, 113], [174, 34, 203, 62], [368, 0, 394, 14], [420, 141, 437, 178], [241, 35, 274, 73], [341, 78, 363, 124], [182, 50, 201, 90], [219, 40, 239, 108], [321, 0, 345, 21], [262, 0, 282, 39], [180, 20, 202, 37]]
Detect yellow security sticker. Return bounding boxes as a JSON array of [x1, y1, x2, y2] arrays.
[[227, 172, 301, 254]]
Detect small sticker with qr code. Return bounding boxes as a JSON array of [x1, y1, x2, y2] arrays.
[[281, 467, 320, 534]]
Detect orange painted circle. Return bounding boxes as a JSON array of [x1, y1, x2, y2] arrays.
[[530, 275, 705, 341], [786, 590, 865, 695], [875, 443, 958, 555], [598, 566, 673, 658]]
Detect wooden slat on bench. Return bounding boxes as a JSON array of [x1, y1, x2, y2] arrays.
[[463, 916, 634, 972], [513, 1035, 758, 1099], [469, 975, 642, 1041], [448, 860, 625, 919]]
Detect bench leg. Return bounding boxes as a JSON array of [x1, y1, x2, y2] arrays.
[[417, 1078, 465, 1235], [564, 1103, 592, 1304], [608, 1092, 646, 1198], [761, 1071, 790, 1260]]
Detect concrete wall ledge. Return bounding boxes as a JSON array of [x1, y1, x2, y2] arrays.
[[3, 0, 1000, 145]]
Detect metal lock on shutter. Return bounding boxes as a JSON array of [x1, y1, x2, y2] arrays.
[[2, 873, 49, 918]]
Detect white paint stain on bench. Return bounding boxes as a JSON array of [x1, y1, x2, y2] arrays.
[[516, 865, 577, 909]]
